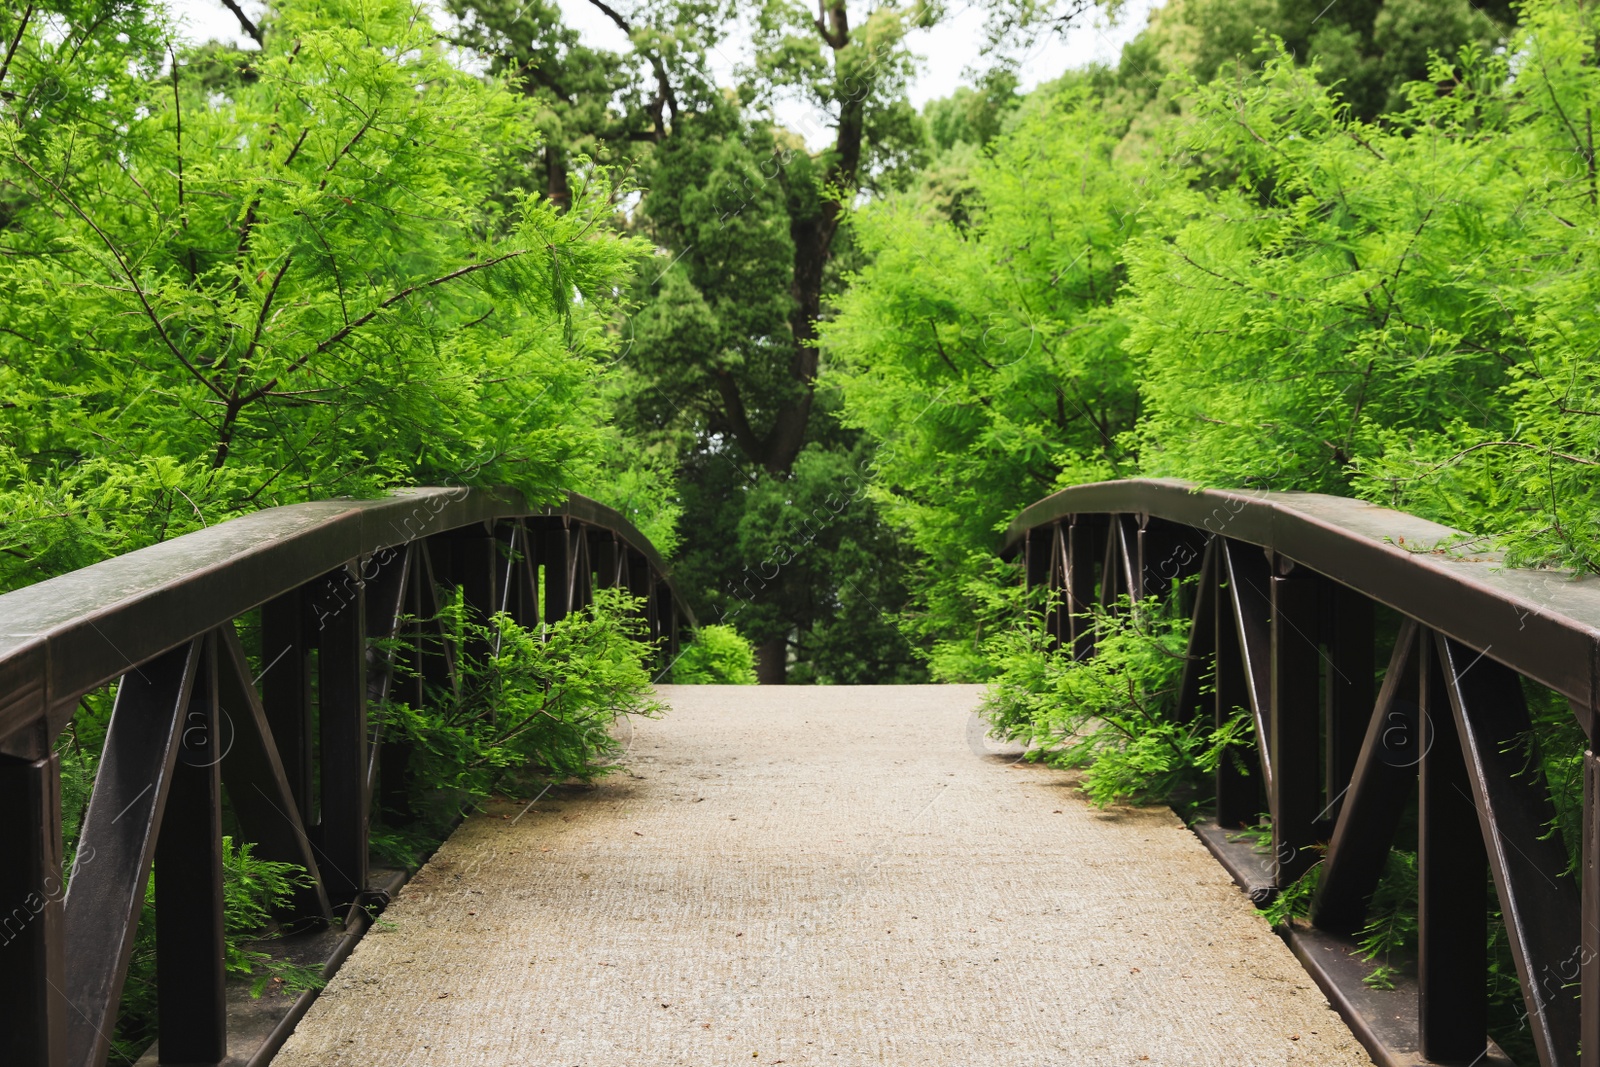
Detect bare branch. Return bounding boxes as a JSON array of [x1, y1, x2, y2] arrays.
[[9, 152, 228, 403], [0, 4, 34, 90], [238, 250, 533, 404], [584, 0, 677, 133], [239, 254, 293, 380], [218, 0, 263, 46]]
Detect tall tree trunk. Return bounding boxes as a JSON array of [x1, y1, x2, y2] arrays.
[[755, 636, 787, 685], [545, 145, 570, 212]]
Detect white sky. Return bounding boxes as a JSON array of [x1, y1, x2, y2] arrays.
[[163, 0, 1158, 145]]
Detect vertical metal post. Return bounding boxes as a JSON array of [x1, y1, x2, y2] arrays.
[[1024, 525, 1054, 649], [1137, 517, 1201, 603], [541, 523, 574, 625], [1099, 516, 1123, 609], [1047, 524, 1069, 646], [436, 524, 497, 663], [1418, 629, 1488, 1062], [1584, 740, 1600, 1067], [666, 592, 682, 663], [1270, 559, 1321, 885], [574, 527, 594, 612], [155, 632, 226, 1064], [1024, 526, 1050, 589], [1215, 549, 1255, 828], [261, 585, 314, 827], [1066, 516, 1100, 661], [318, 563, 369, 910], [1131, 514, 1148, 602], [506, 523, 537, 629], [593, 536, 619, 591], [64, 641, 200, 1067], [1324, 584, 1374, 827], [0, 750, 67, 1067]]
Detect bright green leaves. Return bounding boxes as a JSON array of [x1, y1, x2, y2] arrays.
[[834, 3, 1600, 683], [672, 623, 758, 684], [1127, 45, 1517, 496], [825, 87, 1150, 674], [375, 585, 663, 837], [979, 589, 1251, 811], [0, 0, 645, 592]]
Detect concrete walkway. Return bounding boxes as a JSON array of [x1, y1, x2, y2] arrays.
[[271, 685, 1371, 1066]]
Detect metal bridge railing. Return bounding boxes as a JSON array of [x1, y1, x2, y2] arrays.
[[1003, 477, 1600, 1067], [0, 487, 692, 1067]]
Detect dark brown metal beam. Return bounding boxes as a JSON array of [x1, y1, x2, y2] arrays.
[[1437, 633, 1581, 1067], [1324, 584, 1375, 827], [1172, 538, 1217, 726], [216, 623, 331, 925], [63, 639, 200, 1067], [154, 632, 227, 1064], [1066, 516, 1101, 660], [1270, 560, 1322, 885], [0, 751, 67, 1067], [1418, 630, 1488, 1064], [1215, 545, 1259, 829], [316, 564, 368, 911], [1312, 621, 1420, 934], [1222, 539, 1274, 791]]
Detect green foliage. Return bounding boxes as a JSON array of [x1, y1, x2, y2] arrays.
[[1160, 0, 1511, 121], [1352, 851, 1419, 990], [0, 0, 653, 594], [924, 69, 1022, 152], [377, 586, 663, 839], [672, 624, 758, 684], [979, 589, 1253, 810], [446, 0, 1101, 683], [830, 0, 1600, 680], [223, 839, 325, 994], [693, 438, 926, 683], [826, 85, 1150, 677]]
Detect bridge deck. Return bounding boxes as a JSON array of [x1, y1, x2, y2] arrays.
[[272, 685, 1370, 1066]]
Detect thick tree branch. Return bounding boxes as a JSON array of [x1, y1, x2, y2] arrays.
[[11, 153, 228, 403], [218, 0, 263, 46], [0, 4, 34, 91], [710, 368, 765, 464], [238, 250, 532, 404], [511, 56, 573, 104], [584, 0, 678, 134], [814, 0, 847, 48]]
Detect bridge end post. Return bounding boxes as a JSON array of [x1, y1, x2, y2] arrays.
[[317, 563, 370, 911], [0, 750, 67, 1067], [1417, 630, 1489, 1062]]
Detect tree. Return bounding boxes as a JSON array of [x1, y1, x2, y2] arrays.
[[825, 79, 1150, 677], [1111, 0, 1515, 122], [0, 0, 645, 590], [449, 0, 1099, 682], [831, 0, 1600, 681]]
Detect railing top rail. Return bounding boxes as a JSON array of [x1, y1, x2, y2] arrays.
[[1003, 477, 1600, 712], [0, 487, 686, 752]]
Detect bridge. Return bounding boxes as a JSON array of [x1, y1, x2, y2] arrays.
[[2, 479, 1596, 1066]]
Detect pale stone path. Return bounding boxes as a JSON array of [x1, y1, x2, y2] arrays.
[[272, 685, 1371, 1067]]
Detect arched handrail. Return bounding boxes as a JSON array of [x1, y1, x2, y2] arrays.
[[0, 487, 691, 1067], [1004, 477, 1600, 717], [0, 487, 692, 756], [1003, 477, 1597, 1067]]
